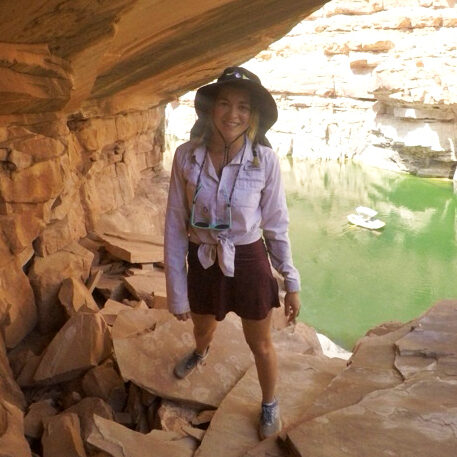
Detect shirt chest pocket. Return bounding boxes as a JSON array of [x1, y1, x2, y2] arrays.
[[233, 166, 265, 208]]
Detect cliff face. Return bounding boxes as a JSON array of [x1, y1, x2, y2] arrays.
[[253, 0, 457, 179], [168, 0, 457, 180], [0, 0, 327, 349]]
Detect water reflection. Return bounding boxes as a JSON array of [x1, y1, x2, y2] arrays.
[[283, 158, 457, 349]]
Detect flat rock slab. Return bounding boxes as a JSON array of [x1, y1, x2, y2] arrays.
[[286, 371, 457, 457], [100, 299, 148, 326], [195, 352, 346, 457], [122, 268, 167, 308], [396, 299, 457, 358], [97, 232, 163, 263], [291, 320, 411, 426], [88, 415, 196, 457], [113, 310, 253, 408]]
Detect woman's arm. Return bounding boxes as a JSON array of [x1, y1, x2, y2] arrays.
[[260, 149, 301, 322], [164, 146, 191, 316]]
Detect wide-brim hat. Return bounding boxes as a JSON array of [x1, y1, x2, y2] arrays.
[[194, 66, 278, 135]]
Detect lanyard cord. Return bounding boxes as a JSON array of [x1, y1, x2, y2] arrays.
[[194, 136, 247, 207], [213, 126, 248, 168]]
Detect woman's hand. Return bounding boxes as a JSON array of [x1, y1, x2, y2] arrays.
[[284, 292, 301, 324], [174, 312, 191, 321]]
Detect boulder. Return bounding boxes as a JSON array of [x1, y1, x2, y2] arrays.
[[42, 413, 87, 457], [58, 277, 100, 317], [65, 397, 114, 448], [28, 242, 94, 333], [82, 359, 127, 412], [24, 399, 58, 439], [33, 312, 112, 384], [0, 400, 32, 457], [0, 257, 37, 348]]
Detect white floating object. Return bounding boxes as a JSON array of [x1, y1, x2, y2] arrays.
[[355, 206, 377, 219], [347, 206, 385, 230]]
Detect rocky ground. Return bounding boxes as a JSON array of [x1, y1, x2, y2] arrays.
[[1, 217, 456, 456]]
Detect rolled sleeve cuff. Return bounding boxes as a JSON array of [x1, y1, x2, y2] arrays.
[[168, 300, 191, 315], [284, 277, 301, 293]]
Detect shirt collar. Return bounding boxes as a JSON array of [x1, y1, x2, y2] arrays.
[[190, 136, 254, 166], [190, 143, 207, 166]]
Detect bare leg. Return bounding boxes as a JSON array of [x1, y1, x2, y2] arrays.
[[241, 311, 277, 404], [191, 312, 218, 355]]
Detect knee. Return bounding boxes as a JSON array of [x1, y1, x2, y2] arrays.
[[193, 324, 217, 340], [246, 338, 274, 358]]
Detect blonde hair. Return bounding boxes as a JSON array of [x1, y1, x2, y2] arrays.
[[190, 103, 260, 148]]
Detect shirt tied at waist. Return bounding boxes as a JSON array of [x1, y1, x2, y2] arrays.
[[197, 238, 235, 277]]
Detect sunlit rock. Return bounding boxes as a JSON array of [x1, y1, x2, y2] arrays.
[[96, 231, 164, 264], [113, 310, 254, 408], [87, 415, 197, 457], [285, 300, 457, 457], [122, 267, 167, 308], [195, 352, 345, 457], [28, 242, 94, 333], [0, 257, 37, 348], [33, 312, 112, 384], [99, 299, 149, 326]]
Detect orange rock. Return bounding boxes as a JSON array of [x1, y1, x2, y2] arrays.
[[28, 242, 94, 333], [58, 277, 100, 317], [82, 360, 127, 412], [24, 399, 58, 439], [33, 312, 112, 384], [0, 400, 32, 457], [0, 257, 36, 348], [42, 413, 87, 457]]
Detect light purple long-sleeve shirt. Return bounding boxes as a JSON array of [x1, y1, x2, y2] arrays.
[[164, 138, 301, 315]]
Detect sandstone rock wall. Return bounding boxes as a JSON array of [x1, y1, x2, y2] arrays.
[[257, 0, 457, 178], [0, 0, 326, 351], [168, 0, 457, 180]]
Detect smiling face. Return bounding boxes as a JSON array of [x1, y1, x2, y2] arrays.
[[211, 85, 252, 144]]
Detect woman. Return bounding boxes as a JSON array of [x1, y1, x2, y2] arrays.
[[164, 67, 301, 439]]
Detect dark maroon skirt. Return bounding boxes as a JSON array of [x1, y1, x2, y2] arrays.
[[187, 239, 280, 321]]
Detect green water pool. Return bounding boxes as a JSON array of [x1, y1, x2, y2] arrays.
[[283, 158, 457, 350]]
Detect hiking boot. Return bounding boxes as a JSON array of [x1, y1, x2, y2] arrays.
[[173, 347, 209, 379], [258, 398, 282, 440]]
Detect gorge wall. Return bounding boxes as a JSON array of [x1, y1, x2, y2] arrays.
[[0, 0, 326, 348], [167, 0, 457, 180]]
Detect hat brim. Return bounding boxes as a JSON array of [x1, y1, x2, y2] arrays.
[[194, 79, 278, 134]]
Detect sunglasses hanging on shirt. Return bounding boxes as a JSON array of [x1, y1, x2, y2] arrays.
[[190, 140, 247, 231]]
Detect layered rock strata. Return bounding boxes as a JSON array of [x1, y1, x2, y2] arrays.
[[0, 1, 331, 454], [0, 0, 326, 349], [167, 0, 457, 181]]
